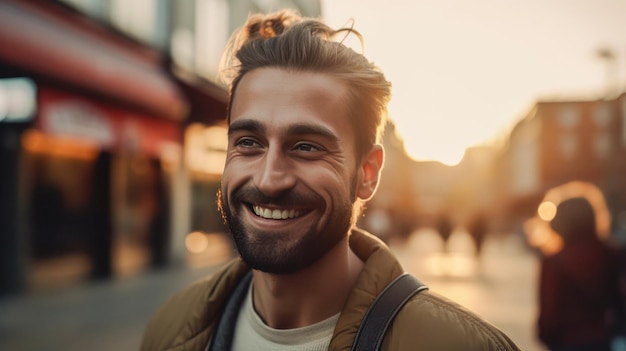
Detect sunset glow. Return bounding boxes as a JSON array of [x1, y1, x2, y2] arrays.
[[322, 0, 626, 165]]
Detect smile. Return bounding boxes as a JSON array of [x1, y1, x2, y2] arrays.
[[252, 205, 303, 219]]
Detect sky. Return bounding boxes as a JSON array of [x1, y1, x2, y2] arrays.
[[321, 0, 626, 165]]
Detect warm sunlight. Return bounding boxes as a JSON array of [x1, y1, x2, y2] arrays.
[[395, 117, 468, 166], [322, 0, 626, 165]]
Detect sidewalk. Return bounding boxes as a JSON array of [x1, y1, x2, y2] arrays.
[[391, 229, 547, 351], [0, 264, 223, 351]]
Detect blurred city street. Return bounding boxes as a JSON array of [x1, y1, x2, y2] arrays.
[[0, 229, 547, 351]]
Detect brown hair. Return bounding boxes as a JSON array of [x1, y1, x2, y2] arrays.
[[550, 197, 598, 243], [219, 9, 391, 159]]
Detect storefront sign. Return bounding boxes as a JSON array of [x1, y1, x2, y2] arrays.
[[37, 87, 180, 157]]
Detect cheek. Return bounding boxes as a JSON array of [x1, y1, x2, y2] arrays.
[[222, 158, 249, 184], [220, 165, 242, 200], [306, 166, 356, 200]]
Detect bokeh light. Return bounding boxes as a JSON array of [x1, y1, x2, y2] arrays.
[[537, 201, 557, 221], [185, 231, 209, 254]]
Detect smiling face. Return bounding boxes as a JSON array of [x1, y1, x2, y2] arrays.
[[219, 67, 380, 274]]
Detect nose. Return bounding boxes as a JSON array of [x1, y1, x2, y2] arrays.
[[253, 148, 296, 197]]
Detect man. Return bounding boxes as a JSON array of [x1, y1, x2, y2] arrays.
[[142, 9, 520, 351]]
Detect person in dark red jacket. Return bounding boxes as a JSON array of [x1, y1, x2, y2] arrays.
[[538, 196, 623, 351]]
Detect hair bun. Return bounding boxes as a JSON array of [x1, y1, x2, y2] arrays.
[[245, 10, 299, 40]]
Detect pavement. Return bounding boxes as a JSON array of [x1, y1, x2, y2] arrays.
[[0, 229, 548, 351], [390, 229, 547, 351], [0, 263, 223, 351]]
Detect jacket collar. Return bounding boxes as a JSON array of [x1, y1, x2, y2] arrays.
[[204, 228, 404, 351], [329, 228, 405, 350]]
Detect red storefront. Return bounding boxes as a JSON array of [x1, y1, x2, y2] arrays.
[[0, 0, 227, 294]]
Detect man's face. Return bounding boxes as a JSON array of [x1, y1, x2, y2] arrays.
[[219, 67, 363, 274]]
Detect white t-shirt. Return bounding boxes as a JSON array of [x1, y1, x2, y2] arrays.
[[232, 284, 339, 351]]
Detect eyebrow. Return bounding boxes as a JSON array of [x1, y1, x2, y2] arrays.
[[286, 124, 339, 142], [228, 119, 339, 142], [228, 119, 265, 136]]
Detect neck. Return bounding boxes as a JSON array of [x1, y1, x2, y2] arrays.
[[251, 236, 363, 329]]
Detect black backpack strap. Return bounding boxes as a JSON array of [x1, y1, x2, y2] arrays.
[[351, 273, 428, 351], [207, 271, 253, 351]]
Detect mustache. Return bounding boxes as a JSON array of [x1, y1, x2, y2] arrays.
[[232, 186, 322, 208]]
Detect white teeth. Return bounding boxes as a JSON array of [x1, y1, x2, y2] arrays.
[[253, 206, 302, 219]]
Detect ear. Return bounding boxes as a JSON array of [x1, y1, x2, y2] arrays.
[[356, 144, 384, 201]]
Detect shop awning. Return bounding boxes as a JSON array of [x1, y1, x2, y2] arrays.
[[171, 66, 228, 125], [0, 0, 187, 122]]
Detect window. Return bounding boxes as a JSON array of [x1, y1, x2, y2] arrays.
[[558, 105, 580, 129], [110, 0, 163, 44], [560, 134, 577, 159], [594, 132, 610, 158], [593, 103, 611, 129]]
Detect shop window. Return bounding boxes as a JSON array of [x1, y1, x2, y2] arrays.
[[22, 130, 100, 290]]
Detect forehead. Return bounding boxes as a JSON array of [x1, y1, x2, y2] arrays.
[[230, 67, 354, 142]]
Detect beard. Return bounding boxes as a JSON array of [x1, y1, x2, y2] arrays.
[[218, 181, 358, 275]]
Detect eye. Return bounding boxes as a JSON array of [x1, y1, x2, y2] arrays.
[[235, 138, 261, 148], [294, 143, 320, 152]]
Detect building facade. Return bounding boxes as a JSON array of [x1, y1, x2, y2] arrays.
[[498, 94, 626, 242]]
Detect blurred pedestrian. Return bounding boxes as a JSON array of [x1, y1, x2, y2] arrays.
[[467, 212, 488, 258], [141, 9, 520, 351], [436, 214, 453, 253], [537, 197, 623, 351]]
